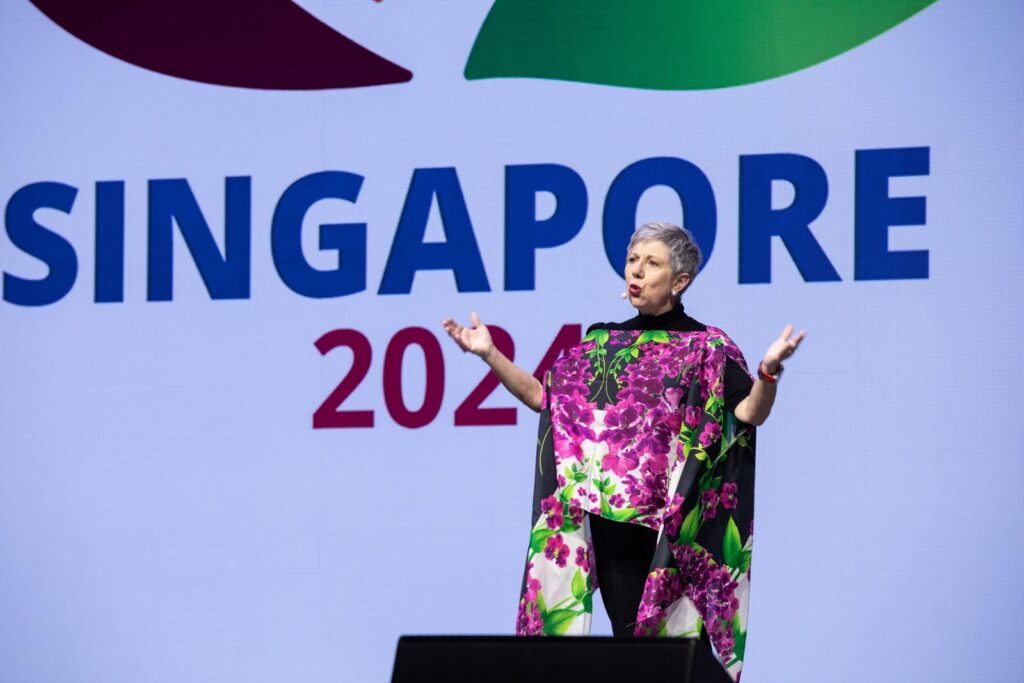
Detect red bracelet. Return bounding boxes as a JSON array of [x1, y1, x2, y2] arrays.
[[758, 361, 782, 383]]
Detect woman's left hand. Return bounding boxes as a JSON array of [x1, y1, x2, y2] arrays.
[[761, 325, 806, 374]]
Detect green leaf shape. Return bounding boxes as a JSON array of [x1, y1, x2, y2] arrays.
[[530, 527, 557, 554], [732, 612, 747, 662], [637, 330, 671, 345], [739, 549, 752, 574], [677, 505, 701, 545], [466, 0, 937, 90], [699, 473, 722, 493], [571, 569, 587, 600], [543, 608, 579, 635], [606, 506, 639, 523], [536, 590, 547, 615], [723, 516, 743, 568], [558, 484, 575, 504]]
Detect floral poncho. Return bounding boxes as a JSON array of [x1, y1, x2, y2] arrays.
[[515, 326, 756, 680]]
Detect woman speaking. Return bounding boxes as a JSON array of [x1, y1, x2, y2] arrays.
[[442, 222, 803, 680]]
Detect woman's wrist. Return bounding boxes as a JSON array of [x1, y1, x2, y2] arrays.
[[758, 360, 783, 383]]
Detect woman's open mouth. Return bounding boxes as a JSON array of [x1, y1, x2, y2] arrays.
[[628, 284, 642, 295]]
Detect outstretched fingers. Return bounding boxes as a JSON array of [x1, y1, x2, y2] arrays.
[[779, 326, 806, 359], [441, 316, 469, 351]]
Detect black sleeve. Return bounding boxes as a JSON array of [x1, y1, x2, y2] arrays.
[[723, 358, 754, 415]]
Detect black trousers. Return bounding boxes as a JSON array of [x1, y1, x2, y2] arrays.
[[588, 513, 659, 637]]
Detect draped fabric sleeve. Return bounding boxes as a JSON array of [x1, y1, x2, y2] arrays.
[[636, 326, 755, 680], [516, 326, 756, 680]]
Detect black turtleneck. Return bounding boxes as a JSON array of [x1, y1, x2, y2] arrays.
[[586, 304, 754, 414]]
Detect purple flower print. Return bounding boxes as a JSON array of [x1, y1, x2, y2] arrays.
[[664, 386, 683, 408], [684, 405, 702, 429], [603, 393, 645, 433], [555, 391, 597, 444], [574, 545, 589, 572], [601, 449, 640, 477], [662, 493, 686, 539], [546, 511, 564, 530], [540, 495, 565, 530], [587, 538, 599, 591], [698, 422, 721, 447], [701, 489, 719, 520], [516, 599, 544, 636], [626, 465, 667, 518], [524, 575, 541, 604], [569, 505, 585, 527], [671, 544, 740, 661], [634, 568, 685, 636], [554, 437, 584, 465], [544, 534, 570, 568], [608, 493, 625, 508], [721, 482, 738, 510], [649, 451, 671, 480], [615, 384, 661, 410], [558, 388, 595, 427]]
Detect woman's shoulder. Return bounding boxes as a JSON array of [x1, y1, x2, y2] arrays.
[[584, 319, 631, 335]]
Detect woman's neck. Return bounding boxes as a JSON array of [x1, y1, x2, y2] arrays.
[[637, 300, 680, 317]]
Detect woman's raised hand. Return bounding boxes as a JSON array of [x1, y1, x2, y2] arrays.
[[761, 324, 806, 374], [441, 312, 494, 359]]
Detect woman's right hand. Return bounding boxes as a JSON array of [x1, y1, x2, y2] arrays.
[[441, 312, 494, 360]]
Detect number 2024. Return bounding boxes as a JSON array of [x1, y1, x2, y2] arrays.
[[313, 324, 581, 429]]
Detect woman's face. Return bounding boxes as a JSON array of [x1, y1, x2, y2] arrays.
[[624, 240, 689, 316]]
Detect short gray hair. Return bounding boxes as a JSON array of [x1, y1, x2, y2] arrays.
[[627, 222, 702, 291]]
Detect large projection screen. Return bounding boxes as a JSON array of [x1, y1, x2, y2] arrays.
[[1, 2, 1022, 681]]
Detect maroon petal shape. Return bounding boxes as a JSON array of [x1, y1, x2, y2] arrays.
[[30, 0, 412, 89]]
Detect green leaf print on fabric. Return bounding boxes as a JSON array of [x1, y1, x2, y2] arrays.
[[543, 608, 579, 635], [723, 516, 743, 569], [636, 330, 670, 345], [606, 507, 639, 523], [731, 613, 747, 665], [571, 569, 587, 601], [521, 325, 757, 679], [530, 527, 557, 554], [678, 505, 701, 545]]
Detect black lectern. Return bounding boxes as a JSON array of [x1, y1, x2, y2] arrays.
[[391, 636, 732, 683]]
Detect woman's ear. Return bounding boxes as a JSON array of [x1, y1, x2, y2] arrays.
[[674, 272, 691, 294]]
